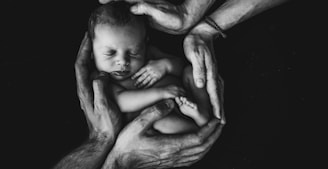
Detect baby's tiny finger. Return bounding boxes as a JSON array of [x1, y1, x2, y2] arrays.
[[138, 76, 152, 88], [135, 73, 150, 86], [144, 78, 157, 89], [132, 67, 146, 79]]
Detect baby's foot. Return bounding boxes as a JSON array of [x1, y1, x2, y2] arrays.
[[175, 97, 207, 126]]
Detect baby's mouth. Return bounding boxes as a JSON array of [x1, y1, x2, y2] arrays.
[[111, 70, 130, 76]]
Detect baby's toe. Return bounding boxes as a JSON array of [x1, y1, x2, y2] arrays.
[[175, 97, 183, 106]]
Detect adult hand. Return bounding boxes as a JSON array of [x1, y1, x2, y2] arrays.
[[54, 33, 125, 169], [75, 32, 122, 140], [99, 0, 191, 34], [102, 99, 225, 169], [184, 21, 224, 120]]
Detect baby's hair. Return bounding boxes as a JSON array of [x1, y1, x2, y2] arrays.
[[88, 1, 146, 40]]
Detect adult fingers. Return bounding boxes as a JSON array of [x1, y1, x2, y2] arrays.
[[153, 120, 223, 168], [75, 32, 92, 66], [184, 36, 206, 88], [178, 120, 225, 156], [203, 45, 222, 119], [193, 45, 207, 88], [217, 74, 226, 123], [131, 1, 183, 34], [173, 155, 200, 168], [127, 99, 175, 134], [75, 33, 93, 114], [131, 2, 160, 16], [155, 118, 220, 150], [172, 121, 225, 167], [92, 79, 122, 135]]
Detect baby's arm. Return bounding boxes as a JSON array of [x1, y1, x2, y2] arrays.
[[114, 85, 185, 113], [133, 46, 186, 88], [149, 46, 185, 77]]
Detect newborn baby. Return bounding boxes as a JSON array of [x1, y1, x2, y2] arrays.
[[88, 1, 211, 133]]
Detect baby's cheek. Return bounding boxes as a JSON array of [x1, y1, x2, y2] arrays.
[[131, 60, 144, 72], [95, 59, 115, 73]]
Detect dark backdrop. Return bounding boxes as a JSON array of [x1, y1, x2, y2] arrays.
[[3, 1, 312, 169]]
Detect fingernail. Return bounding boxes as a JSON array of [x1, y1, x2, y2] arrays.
[[196, 79, 204, 88]]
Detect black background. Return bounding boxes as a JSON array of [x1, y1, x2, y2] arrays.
[[2, 0, 313, 169]]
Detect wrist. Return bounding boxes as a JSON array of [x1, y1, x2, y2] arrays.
[[192, 21, 217, 37], [192, 18, 226, 39], [181, 0, 217, 32]]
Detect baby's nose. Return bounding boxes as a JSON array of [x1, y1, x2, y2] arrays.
[[115, 57, 130, 66]]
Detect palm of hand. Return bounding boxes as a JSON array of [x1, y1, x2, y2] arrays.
[[183, 31, 214, 88]]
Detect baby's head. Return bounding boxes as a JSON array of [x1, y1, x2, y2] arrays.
[[89, 1, 147, 81]]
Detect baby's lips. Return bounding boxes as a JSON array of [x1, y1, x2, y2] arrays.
[[112, 69, 130, 76]]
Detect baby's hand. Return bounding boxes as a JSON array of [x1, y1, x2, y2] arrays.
[[132, 59, 168, 88], [161, 85, 186, 99]]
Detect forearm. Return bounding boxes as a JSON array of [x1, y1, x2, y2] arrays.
[[210, 0, 289, 30], [182, 0, 217, 29], [117, 89, 163, 112], [54, 135, 114, 169], [101, 147, 148, 169]]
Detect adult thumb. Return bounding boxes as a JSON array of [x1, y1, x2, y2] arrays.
[[193, 64, 206, 88], [130, 99, 175, 133], [131, 3, 157, 16]]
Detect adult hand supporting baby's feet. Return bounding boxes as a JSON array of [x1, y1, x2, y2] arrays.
[[103, 99, 225, 169]]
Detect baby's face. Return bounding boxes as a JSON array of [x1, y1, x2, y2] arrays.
[[92, 22, 146, 81]]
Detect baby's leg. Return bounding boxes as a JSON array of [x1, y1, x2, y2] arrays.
[[151, 75, 200, 134], [181, 66, 211, 125], [153, 110, 198, 134]]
